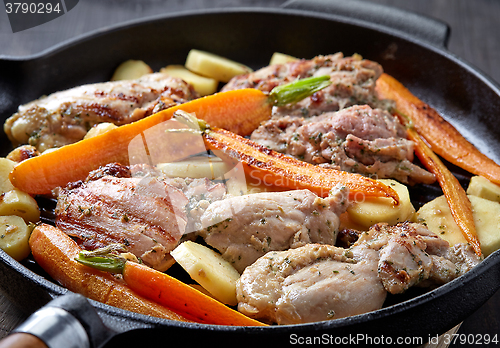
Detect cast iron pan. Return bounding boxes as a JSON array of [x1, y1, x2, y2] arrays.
[[1, 0, 500, 346]]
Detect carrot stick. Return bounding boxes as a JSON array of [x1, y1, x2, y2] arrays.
[[376, 73, 500, 185], [10, 77, 331, 195], [407, 128, 481, 256], [203, 126, 399, 204], [75, 248, 266, 326], [28, 223, 192, 321]]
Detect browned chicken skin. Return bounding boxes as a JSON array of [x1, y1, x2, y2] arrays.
[[236, 222, 481, 324], [4, 73, 198, 151]]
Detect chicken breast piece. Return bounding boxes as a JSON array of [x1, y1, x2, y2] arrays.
[[198, 186, 349, 273], [222, 53, 393, 117], [251, 105, 435, 184], [237, 221, 481, 325], [236, 243, 386, 324], [5, 73, 198, 151]]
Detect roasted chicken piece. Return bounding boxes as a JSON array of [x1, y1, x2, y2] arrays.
[[222, 53, 393, 117], [236, 222, 481, 324], [55, 163, 228, 271], [197, 185, 349, 273], [5, 73, 198, 152], [251, 105, 435, 184], [236, 243, 386, 324]]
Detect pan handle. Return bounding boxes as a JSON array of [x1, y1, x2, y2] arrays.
[[0, 293, 114, 348], [281, 0, 450, 48]]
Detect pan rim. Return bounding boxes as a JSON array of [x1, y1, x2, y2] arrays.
[[1, 5, 500, 337]]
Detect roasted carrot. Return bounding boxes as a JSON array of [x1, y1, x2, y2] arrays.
[[10, 76, 331, 195], [146, 106, 401, 204], [76, 248, 266, 326], [28, 223, 192, 321], [202, 126, 399, 203], [407, 127, 481, 256], [376, 73, 500, 185]]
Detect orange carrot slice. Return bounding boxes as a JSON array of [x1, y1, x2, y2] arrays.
[[29, 223, 192, 321], [407, 128, 481, 256], [11, 76, 331, 195], [203, 126, 399, 204], [121, 262, 265, 326], [75, 245, 265, 326], [376, 73, 500, 185]]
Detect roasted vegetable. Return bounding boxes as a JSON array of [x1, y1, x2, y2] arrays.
[[185, 49, 252, 83], [111, 60, 153, 81], [0, 216, 31, 261], [29, 223, 191, 321], [76, 243, 265, 326], [346, 179, 414, 229], [376, 73, 500, 185], [171, 241, 241, 306], [195, 116, 399, 203], [408, 128, 481, 256], [417, 194, 500, 257], [10, 76, 332, 195], [160, 65, 218, 96]]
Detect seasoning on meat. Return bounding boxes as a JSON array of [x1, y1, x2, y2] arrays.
[[251, 105, 435, 184], [4, 73, 198, 152], [222, 53, 393, 117], [197, 185, 349, 273], [236, 243, 386, 324], [54, 163, 228, 271], [236, 221, 481, 324]]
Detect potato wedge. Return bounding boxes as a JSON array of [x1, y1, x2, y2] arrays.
[[156, 156, 231, 180], [0, 158, 16, 192], [0, 215, 31, 261], [111, 60, 153, 81], [160, 65, 218, 96], [269, 52, 299, 65], [171, 241, 240, 305], [416, 194, 500, 256], [185, 49, 252, 83], [0, 189, 40, 223], [84, 122, 118, 139], [467, 175, 500, 203], [346, 179, 415, 229]]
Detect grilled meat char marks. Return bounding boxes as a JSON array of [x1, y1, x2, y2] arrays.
[[5, 73, 198, 152], [237, 222, 481, 324], [55, 164, 228, 271], [56, 165, 189, 271], [251, 105, 435, 184]]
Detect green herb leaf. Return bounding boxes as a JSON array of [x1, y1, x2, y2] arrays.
[[268, 75, 332, 107]]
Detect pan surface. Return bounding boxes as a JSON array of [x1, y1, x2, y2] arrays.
[[1, 5, 500, 346]]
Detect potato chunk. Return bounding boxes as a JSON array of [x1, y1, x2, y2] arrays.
[[416, 195, 500, 256], [111, 60, 153, 81], [0, 215, 31, 261], [0, 189, 40, 223], [84, 122, 118, 139], [185, 49, 252, 83], [269, 52, 299, 65], [156, 156, 230, 180], [160, 65, 218, 96], [415, 195, 467, 246], [346, 179, 415, 229], [467, 175, 500, 203], [0, 158, 16, 192], [171, 241, 240, 305]]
